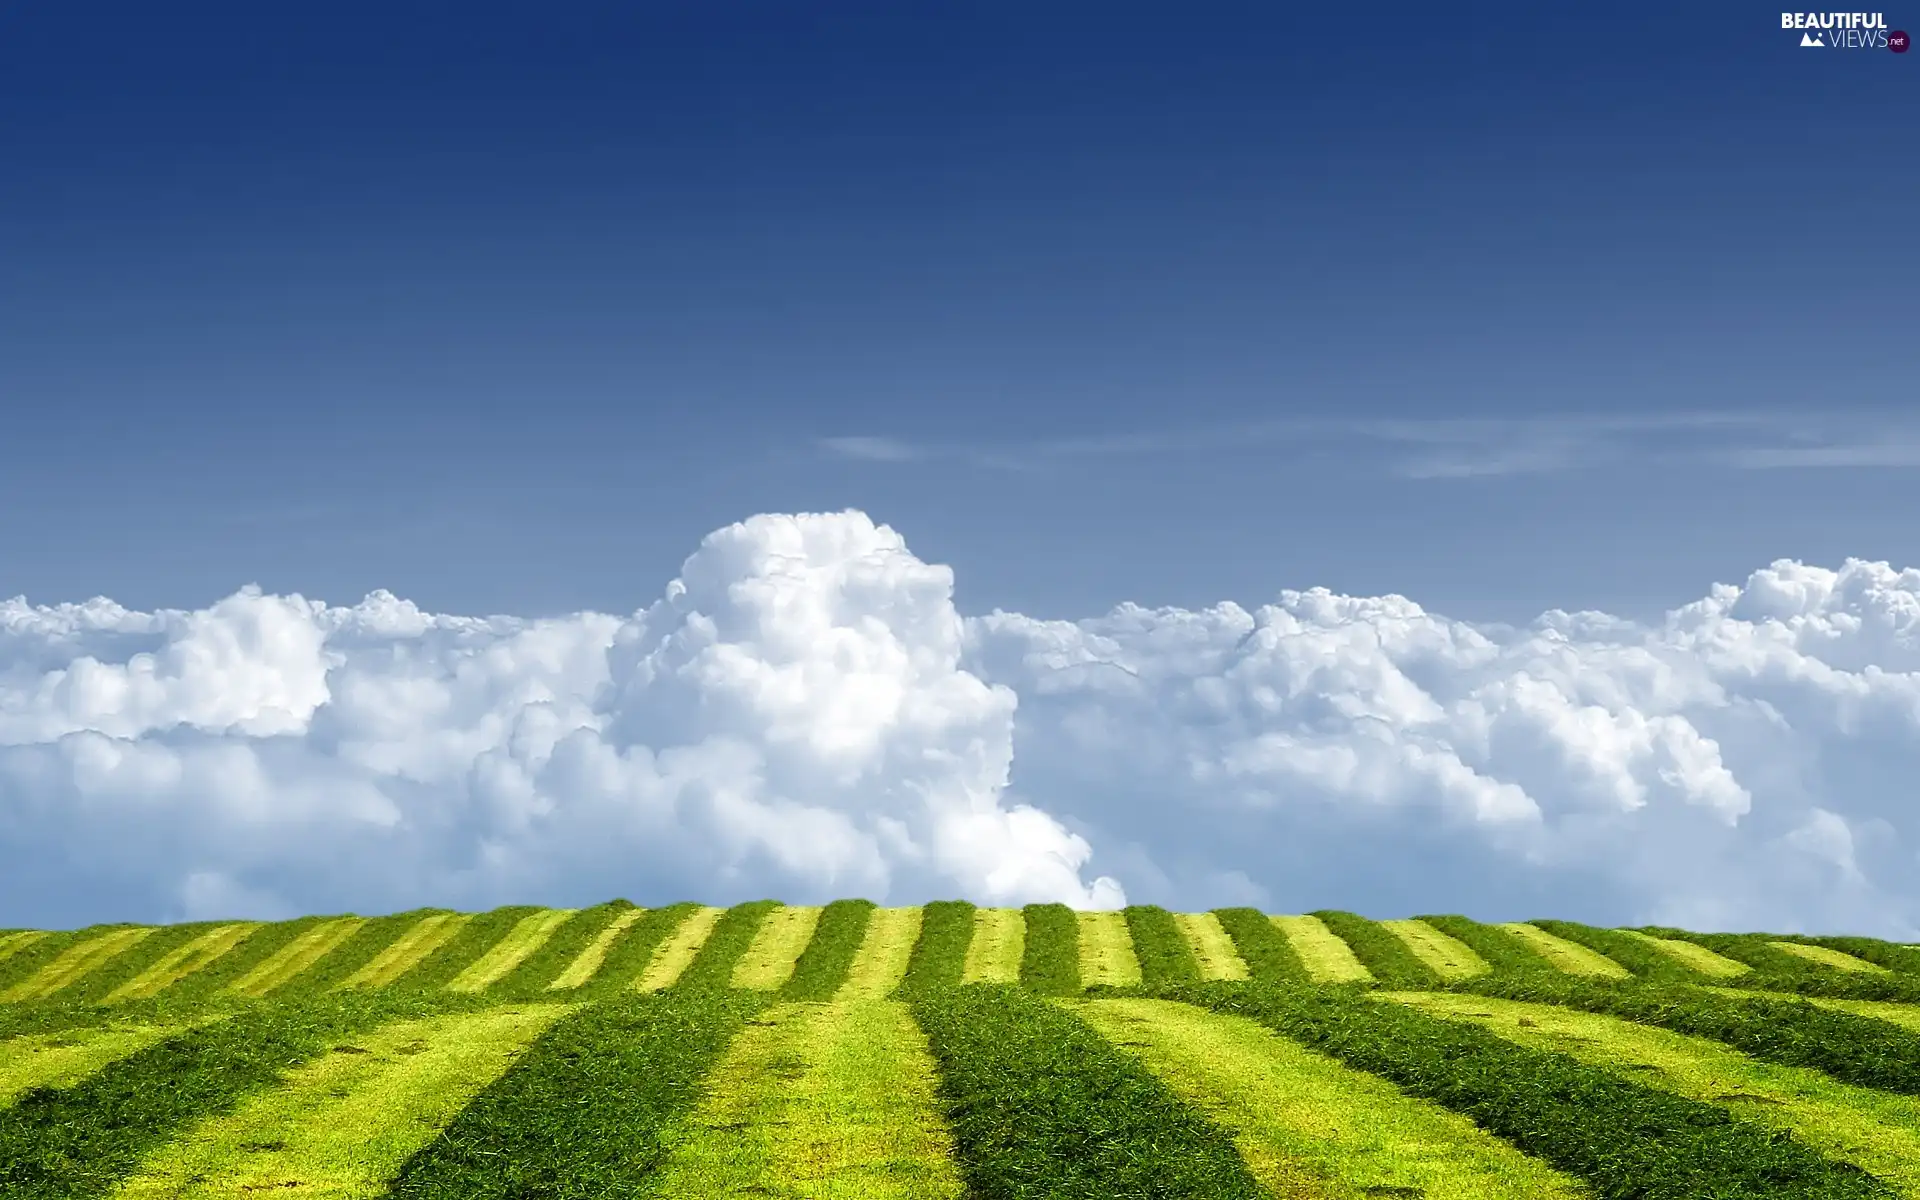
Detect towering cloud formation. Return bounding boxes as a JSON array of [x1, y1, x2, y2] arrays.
[[2, 511, 1916, 938]]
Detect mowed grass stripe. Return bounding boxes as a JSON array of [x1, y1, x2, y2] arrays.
[[1528, 920, 1741, 983], [909, 984, 1266, 1199], [546, 907, 646, 990], [1771, 941, 1890, 974], [1392, 991, 1920, 1195], [1497, 921, 1632, 977], [1076, 910, 1141, 988], [1381, 918, 1489, 982], [45, 925, 214, 1007], [671, 900, 777, 991], [110, 1004, 570, 1200], [229, 918, 366, 998], [1713, 989, 1920, 1036], [1409, 915, 1560, 978], [1, 1025, 190, 1109], [1272, 914, 1372, 983], [648, 999, 965, 1200], [488, 902, 635, 994], [447, 910, 577, 993], [732, 905, 823, 991], [633, 905, 724, 990], [0, 931, 49, 971], [337, 913, 472, 990], [389, 906, 550, 992], [780, 899, 875, 1001], [960, 908, 1025, 984], [1175, 912, 1249, 982], [1078, 998, 1586, 1200], [1213, 909, 1309, 982], [839, 907, 922, 1000], [1313, 911, 1442, 988], [1017, 903, 1080, 995], [896, 901, 975, 996], [1637, 928, 1841, 982], [106, 924, 259, 1003], [2, 927, 157, 1003], [1124, 906, 1202, 989], [378, 990, 764, 1200]]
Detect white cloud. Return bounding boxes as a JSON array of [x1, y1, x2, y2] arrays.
[[3, 512, 1919, 938]]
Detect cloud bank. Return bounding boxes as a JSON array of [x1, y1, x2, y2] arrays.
[[3, 510, 1918, 938]]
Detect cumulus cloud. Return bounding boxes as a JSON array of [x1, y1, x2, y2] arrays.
[[2, 511, 1918, 938]]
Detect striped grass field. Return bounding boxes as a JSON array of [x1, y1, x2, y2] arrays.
[[1, 927, 156, 1003], [1621, 928, 1756, 977], [839, 907, 922, 1000], [1175, 912, 1249, 982], [0, 1023, 193, 1108], [1497, 921, 1633, 977], [1382, 918, 1490, 982], [1075, 910, 1141, 988], [1271, 914, 1373, 983], [960, 908, 1025, 984], [447, 909, 577, 993], [0, 931, 48, 969], [733, 905, 824, 991], [105, 923, 259, 1003], [635, 905, 724, 990], [229, 918, 366, 998], [1772, 940, 1892, 974], [337, 912, 472, 989], [546, 906, 646, 990]]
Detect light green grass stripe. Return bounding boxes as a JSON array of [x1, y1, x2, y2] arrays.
[[230, 918, 367, 997], [0, 931, 48, 969], [1716, 989, 1920, 1035], [1272, 914, 1373, 984], [1389, 990, 1920, 1195], [1771, 941, 1891, 974], [635, 906, 723, 991], [447, 909, 576, 993], [733, 906, 825, 990], [960, 908, 1025, 984], [1, 1024, 188, 1109], [337, 913, 471, 990], [1497, 922, 1631, 977], [1617, 929, 1750, 977], [105, 923, 260, 1004], [1175, 912, 1249, 982], [109, 1002, 572, 1200], [1, 927, 157, 1002], [651, 998, 964, 1200], [547, 906, 645, 990], [1078, 998, 1585, 1200], [1077, 910, 1141, 988], [838, 907, 922, 1000], [1381, 919, 1489, 982]]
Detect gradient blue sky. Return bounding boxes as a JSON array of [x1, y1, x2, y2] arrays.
[[3, 1, 1913, 626]]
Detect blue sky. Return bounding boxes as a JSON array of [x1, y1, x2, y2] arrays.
[[3, 1, 1914, 626]]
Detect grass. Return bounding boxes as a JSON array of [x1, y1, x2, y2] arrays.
[[908, 984, 1267, 1199], [1769, 936, 1920, 976], [389, 905, 552, 992], [491, 902, 634, 993], [1405, 915, 1558, 978], [960, 908, 1026, 984], [110, 1003, 571, 1199], [839, 906, 922, 1000], [226, 918, 367, 998], [1180, 981, 1895, 1200], [1017, 903, 1081, 995], [545, 906, 657, 991], [0, 1023, 196, 1109], [1768, 942, 1891, 974], [1077, 910, 1142, 988], [104, 924, 259, 1004], [446, 908, 577, 993], [1212, 909, 1310, 983], [732, 905, 824, 990], [378, 989, 765, 1200], [896, 901, 976, 996], [1637, 928, 1856, 984], [1380, 918, 1490, 982], [780, 899, 875, 1001], [646, 999, 966, 1199], [43, 923, 216, 1007], [631, 905, 723, 991], [1392, 990, 1920, 1195], [670, 899, 779, 991], [1078, 997, 1587, 1200], [0, 930, 86, 995], [1271, 915, 1372, 984], [334, 912, 472, 990], [1526, 920, 1745, 983], [1124, 906, 1203, 989], [1310, 911, 1442, 988], [1495, 921, 1632, 977], [1, 927, 156, 1003], [1173, 912, 1249, 982]]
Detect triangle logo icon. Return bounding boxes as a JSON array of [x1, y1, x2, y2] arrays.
[[1800, 31, 1824, 46]]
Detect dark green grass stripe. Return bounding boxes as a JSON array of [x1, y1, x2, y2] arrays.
[[1774, 935, 1920, 975], [266, 909, 454, 997], [1525, 920, 1716, 984], [1310, 910, 1441, 988], [0, 929, 98, 994], [570, 903, 699, 996], [487, 901, 634, 995], [377, 988, 765, 1200], [0, 989, 481, 1200], [778, 898, 875, 1000], [669, 900, 778, 991], [1019, 903, 1081, 995], [154, 918, 330, 1002], [908, 983, 1265, 1200], [33, 923, 213, 1006], [1179, 982, 1892, 1200], [1639, 928, 1849, 981], [1414, 915, 1560, 977], [895, 900, 976, 996], [1211, 908, 1310, 983], [1456, 973, 1920, 1097], [1123, 905, 1203, 989], [388, 905, 544, 991]]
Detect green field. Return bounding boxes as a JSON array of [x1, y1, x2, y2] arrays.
[[4, 904, 1920, 1197]]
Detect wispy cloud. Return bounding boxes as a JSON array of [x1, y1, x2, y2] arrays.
[[818, 436, 924, 463]]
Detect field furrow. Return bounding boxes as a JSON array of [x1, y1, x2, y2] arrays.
[[106, 924, 259, 1003], [109, 1004, 569, 1199], [545, 906, 646, 990], [1270, 915, 1372, 984], [650, 999, 965, 1199], [1392, 990, 1920, 1195], [633, 905, 724, 990], [1016, 903, 1080, 995], [229, 919, 366, 998], [780, 899, 875, 1000], [1078, 997, 1586, 1200], [2, 927, 157, 1003], [1496, 921, 1631, 977], [959, 908, 1024, 984], [337, 913, 472, 990], [1175, 912, 1249, 982], [1772, 941, 1891, 974], [732, 905, 824, 990], [1076, 910, 1141, 988], [446, 909, 577, 993], [1, 1024, 192, 1109], [838, 906, 922, 1000], [1381, 918, 1489, 981]]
